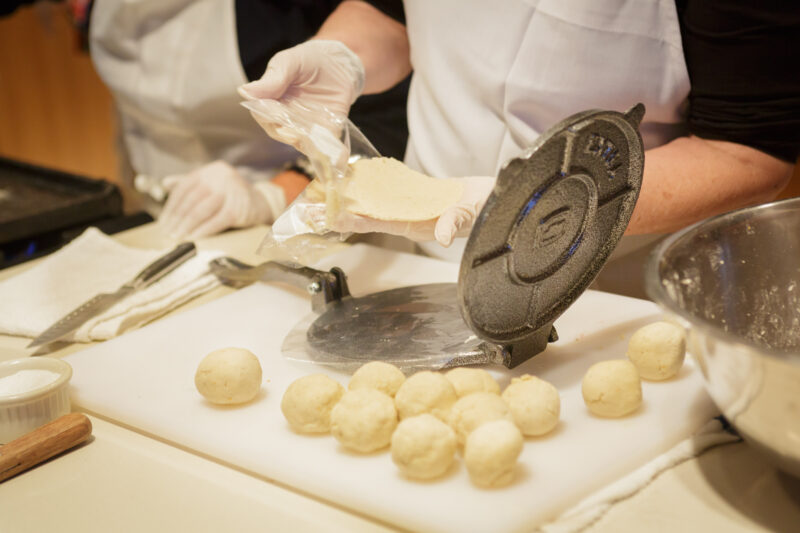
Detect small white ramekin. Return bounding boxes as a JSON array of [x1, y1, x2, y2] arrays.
[[0, 357, 73, 444]]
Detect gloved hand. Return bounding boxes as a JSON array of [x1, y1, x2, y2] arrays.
[[238, 40, 364, 145], [433, 176, 498, 246], [305, 176, 497, 247], [158, 160, 286, 239], [238, 40, 365, 171]]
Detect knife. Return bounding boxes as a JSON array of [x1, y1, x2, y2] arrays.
[[27, 242, 197, 349]]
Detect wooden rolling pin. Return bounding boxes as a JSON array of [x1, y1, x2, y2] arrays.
[[0, 413, 92, 483]]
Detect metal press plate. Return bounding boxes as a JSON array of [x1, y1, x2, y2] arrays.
[[459, 105, 645, 346], [299, 283, 502, 371]]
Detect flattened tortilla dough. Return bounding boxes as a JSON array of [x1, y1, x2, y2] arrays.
[[344, 157, 464, 221]]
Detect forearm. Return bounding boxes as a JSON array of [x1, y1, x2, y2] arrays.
[[626, 136, 794, 235], [271, 170, 311, 205], [315, 1, 411, 94]]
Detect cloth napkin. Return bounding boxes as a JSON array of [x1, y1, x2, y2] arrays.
[[0, 227, 224, 343], [537, 417, 741, 533]]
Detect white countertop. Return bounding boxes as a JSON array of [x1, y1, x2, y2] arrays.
[[1, 224, 798, 533]]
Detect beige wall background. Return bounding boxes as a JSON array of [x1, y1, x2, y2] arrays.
[[0, 4, 119, 183], [0, 2, 797, 213]]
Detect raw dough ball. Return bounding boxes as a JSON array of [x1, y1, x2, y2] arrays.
[[194, 348, 262, 405], [626, 321, 686, 381], [448, 392, 512, 444], [445, 367, 501, 398], [348, 361, 406, 397], [281, 374, 344, 433], [330, 389, 398, 453], [581, 360, 642, 418], [391, 414, 457, 480], [464, 419, 524, 488], [501, 374, 560, 437], [394, 371, 457, 422]]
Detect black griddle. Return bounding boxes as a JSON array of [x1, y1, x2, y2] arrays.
[[0, 156, 130, 268]]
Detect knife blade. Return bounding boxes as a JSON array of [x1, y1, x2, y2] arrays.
[[27, 242, 196, 349]]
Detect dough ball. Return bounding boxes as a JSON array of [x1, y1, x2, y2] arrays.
[[194, 348, 262, 405], [391, 414, 457, 480], [348, 361, 406, 397], [448, 392, 512, 445], [331, 389, 398, 453], [445, 367, 501, 398], [281, 374, 344, 433], [394, 371, 457, 422], [464, 419, 524, 488], [581, 360, 642, 418], [501, 374, 560, 437], [626, 321, 686, 381]]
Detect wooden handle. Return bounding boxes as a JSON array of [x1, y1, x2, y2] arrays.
[[0, 413, 92, 483]]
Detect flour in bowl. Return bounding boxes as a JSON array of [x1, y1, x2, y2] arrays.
[[0, 369, 60, 396]]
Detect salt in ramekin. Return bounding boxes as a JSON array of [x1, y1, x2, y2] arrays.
[[0, 357, 73, 444]]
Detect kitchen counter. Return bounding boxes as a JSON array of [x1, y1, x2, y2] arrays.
[[1, 223, 798, 533]]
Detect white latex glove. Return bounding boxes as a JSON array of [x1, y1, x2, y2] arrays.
[[305, 176, 497, 247], [433, 176, 498, 246], [238, 40, 364, 137], [158, 161, 286, 239]]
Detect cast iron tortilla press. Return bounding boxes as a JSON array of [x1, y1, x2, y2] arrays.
[[214, 104, 645, 371]]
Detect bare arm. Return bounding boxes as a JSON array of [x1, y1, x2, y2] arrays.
[[627, 136, 795, 235], [315, 1, 411, 94]]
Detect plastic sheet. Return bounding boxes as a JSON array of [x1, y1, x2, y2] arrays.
[[242, 98, 380, 264], [280, 283, 503, 373]]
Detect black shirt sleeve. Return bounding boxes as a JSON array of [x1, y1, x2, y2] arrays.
[[362, 0, 405, 25], [1, 0, 38, 17], [679, 0, 800, 162], [235, 0, 340, 83]]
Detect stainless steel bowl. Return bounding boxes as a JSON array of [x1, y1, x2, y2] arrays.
[[646, 197, 800, 477]]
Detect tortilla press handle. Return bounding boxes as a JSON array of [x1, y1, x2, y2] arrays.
[[209, 257, 350, 312], [0, 413, 92, 483]]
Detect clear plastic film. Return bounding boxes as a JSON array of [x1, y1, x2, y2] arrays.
[[279, 283, 502, 373], [241, 98, 381, 264]]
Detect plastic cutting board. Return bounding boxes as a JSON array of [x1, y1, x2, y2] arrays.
[[63, 244, 718, 533]]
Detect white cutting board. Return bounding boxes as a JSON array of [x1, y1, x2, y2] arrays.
[[64, 244, 717, 533]]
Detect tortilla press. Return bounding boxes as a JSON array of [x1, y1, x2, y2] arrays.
[[211, 104, 645, 371]]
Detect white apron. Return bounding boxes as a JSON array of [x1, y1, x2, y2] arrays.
[[89, 0, 295, 194], [404, 0, 690, 297]]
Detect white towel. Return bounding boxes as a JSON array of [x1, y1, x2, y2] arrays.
[[0, 227, 223, 343], [537, 418, 741, 533]]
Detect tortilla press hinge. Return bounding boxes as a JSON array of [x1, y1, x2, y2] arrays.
[[499, 324, 560, 369], [307, 267, 350, 313]]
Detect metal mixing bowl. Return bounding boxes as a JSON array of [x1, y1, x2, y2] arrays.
[[646, 197, 800, 477]]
